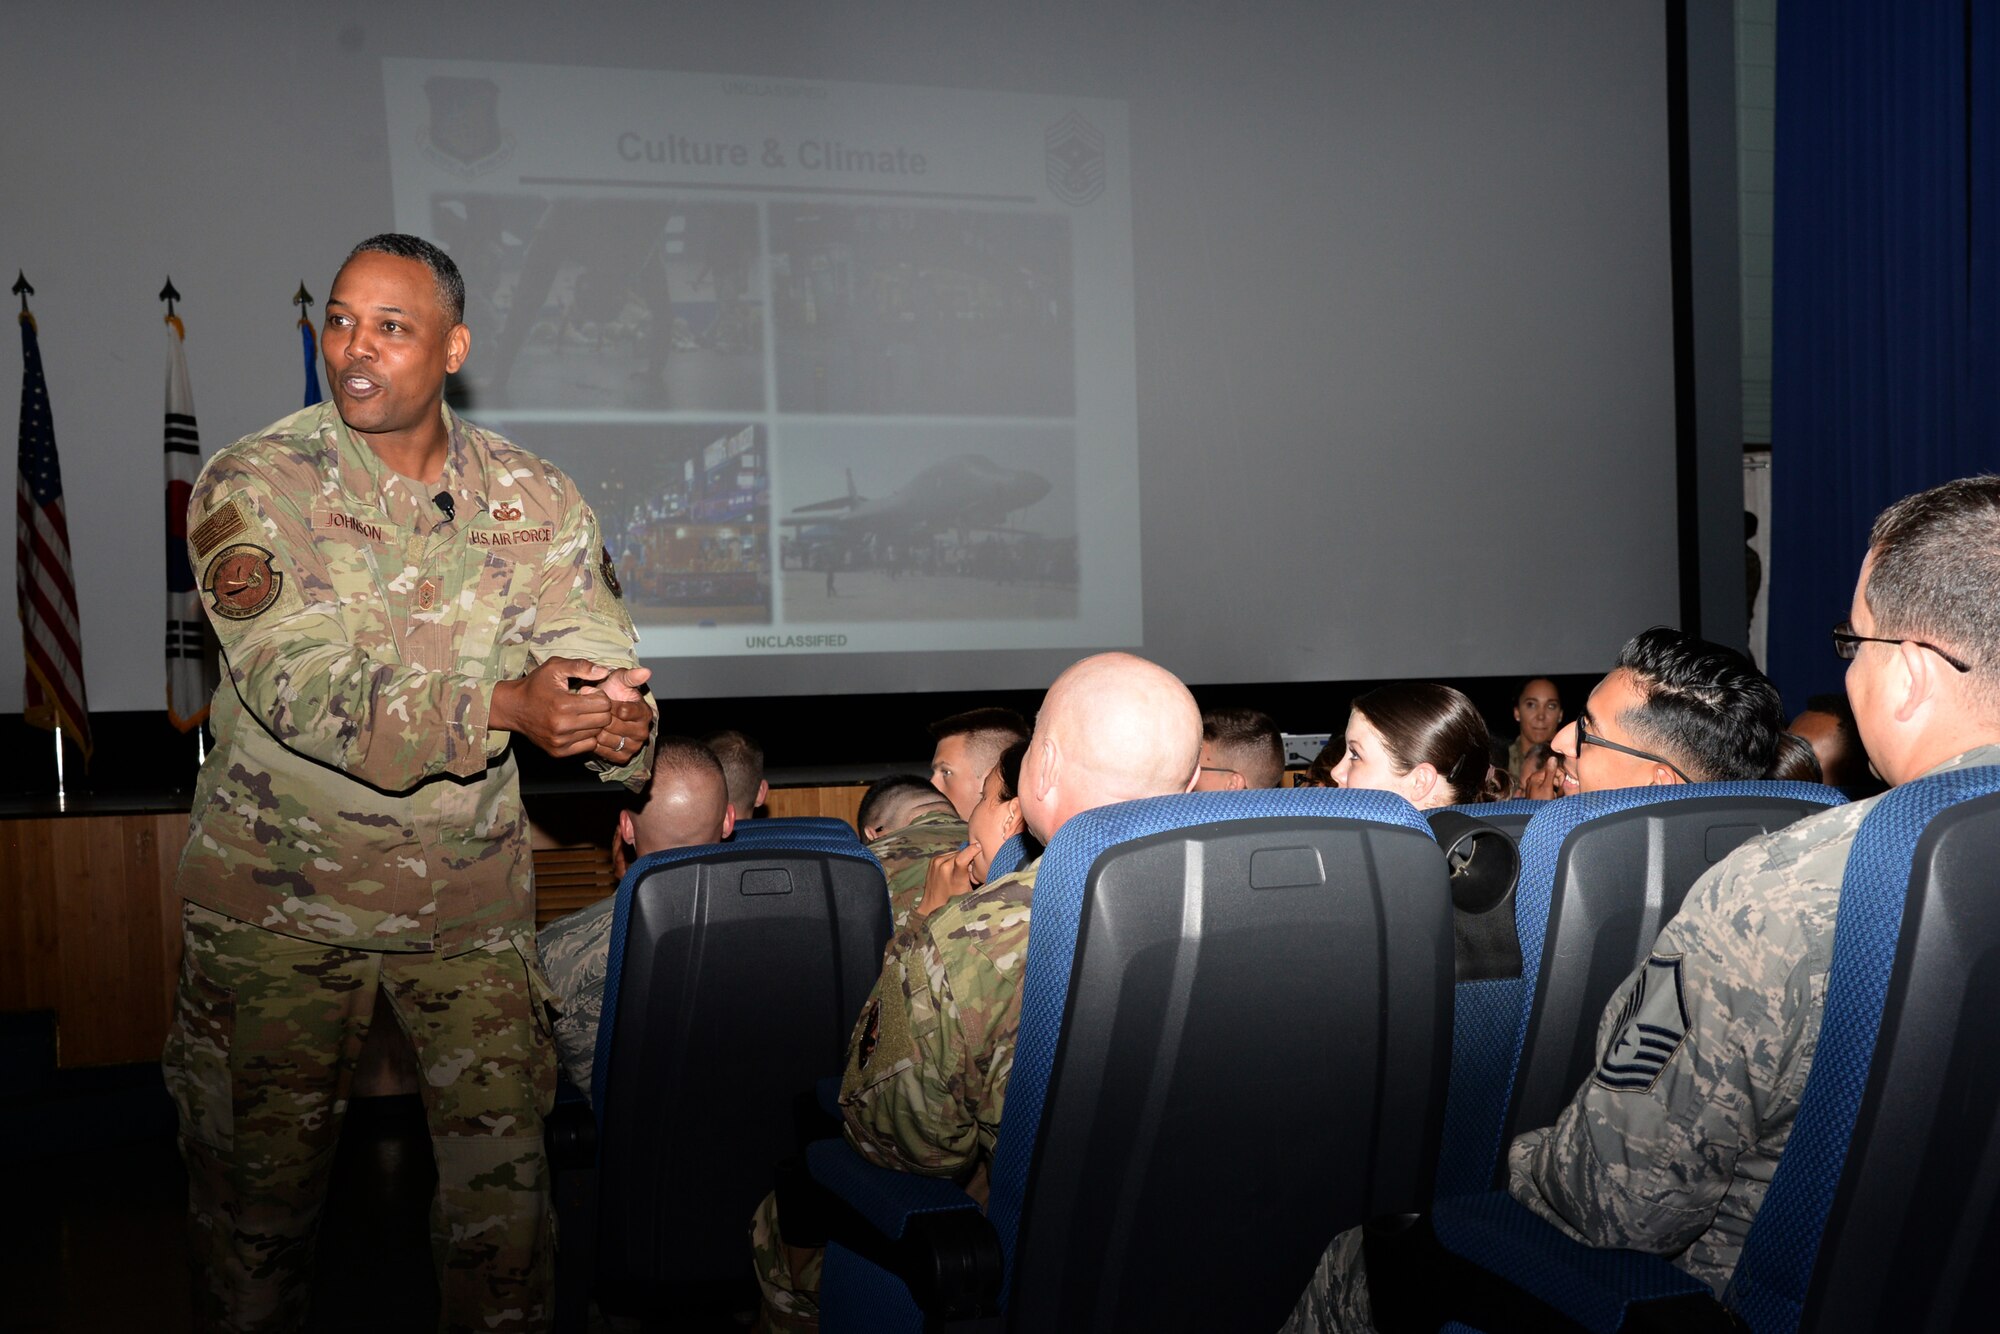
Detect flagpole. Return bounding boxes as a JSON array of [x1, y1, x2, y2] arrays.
[[53, 725, 67, 810]]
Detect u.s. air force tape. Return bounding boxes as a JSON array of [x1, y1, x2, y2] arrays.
[[202, 543, 284, 621], [1593, 954, 1690, 1093]]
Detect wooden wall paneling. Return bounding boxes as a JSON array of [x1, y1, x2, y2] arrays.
[[0, 819, 63, 1015], [763, 785, 867, 826], [52, 817, 170, 1067]]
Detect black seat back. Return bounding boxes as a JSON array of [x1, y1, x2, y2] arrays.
[[591, 838, 888, 1307], [1793, 786, 2000, 1330], [1503, 787, 1844, 1149], [990, 789, 1455, 1331]]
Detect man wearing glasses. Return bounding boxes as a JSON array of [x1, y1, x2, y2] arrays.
[[1500, 482, 2000, 1310], [1548, 626, 1785, 794], [1193, 706, 1286, 791], [1289, 479, 2000, 1330]]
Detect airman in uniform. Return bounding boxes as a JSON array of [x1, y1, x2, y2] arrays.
[[162, 233, 656, 1333], [750, 652, 1202, 1330], [870, 806, 970, 933]]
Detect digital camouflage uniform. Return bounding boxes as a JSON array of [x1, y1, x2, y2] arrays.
[[751, 855, 1042, 1331], [868, 808, 969, 936], [1280, 742, 2000, 1333], [161, 400, 653, 1334], [535, 895, 617, 1101]]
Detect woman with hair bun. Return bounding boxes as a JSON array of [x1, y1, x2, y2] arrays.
[[1330, 682, 1507, 809]]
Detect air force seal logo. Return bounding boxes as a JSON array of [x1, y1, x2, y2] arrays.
[[1593, 955, 1690, 1093], [1045, 111, 1106, 206], [422, 76, 515, 177]]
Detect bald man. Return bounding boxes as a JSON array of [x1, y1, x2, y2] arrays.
[[752, 653, 1203, 1330], [537, 737, 734, 1101]]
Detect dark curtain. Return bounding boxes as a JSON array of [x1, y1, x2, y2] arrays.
[[1767, 0, 2000, 711]]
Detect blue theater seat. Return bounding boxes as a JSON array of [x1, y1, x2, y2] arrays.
[[790, 787, 1457, 1331], [1432, 782, 1844, 1202], [981, 831, 1030, 882], [1403, 764, 2000, 1334], [548, 831, 889, 1326], [733, 815, 862, 843]]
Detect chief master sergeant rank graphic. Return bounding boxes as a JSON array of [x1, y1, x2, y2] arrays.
[[162, 233, 658, 1334]]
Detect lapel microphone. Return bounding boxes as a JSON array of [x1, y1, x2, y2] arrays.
[[434, 491, 456, 523]]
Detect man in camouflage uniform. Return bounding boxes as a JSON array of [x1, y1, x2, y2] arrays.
[[538, 736, 732, 1101], [926, 706, 1029, 820], [752, 653, 1203, 1330], [856, 773, 967, 933], [1286, 486, 2000, 1332], [162, 233, 656, 1334]]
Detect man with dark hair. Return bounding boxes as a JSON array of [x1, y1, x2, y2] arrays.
[[703, 728, 769, 820], [1549, 627, 1784, 794], [1787, 693, 1881, 793], [856, 774, 968, 934], [537, 737, 732, 1101], [1194, 706, 1286, 790], [927, 705, 1030, 820], [162, 233, 655, 1331], [1288, 480, 2000, 1331]]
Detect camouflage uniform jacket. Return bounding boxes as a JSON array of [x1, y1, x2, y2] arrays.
[[1507, 743, 2000, 1291], [867, 808, 969, 936], [176, 400, 653, 958], [840, 854, 1041, 1208]]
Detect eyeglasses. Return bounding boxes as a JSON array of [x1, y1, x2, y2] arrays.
[[1574, 715, 1694, 784], [1198, 766, 1239, 778], [1830, 622, 1973, 673]]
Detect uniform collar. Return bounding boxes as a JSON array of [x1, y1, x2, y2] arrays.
[[318, 400, 473, 514]]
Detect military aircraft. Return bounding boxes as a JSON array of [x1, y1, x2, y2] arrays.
[[781, 454, 1053, 548]]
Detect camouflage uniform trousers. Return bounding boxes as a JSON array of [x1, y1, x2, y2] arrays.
[[536, 895, 614, 1100], [162, 902, 558, 1334], [748, 1188, 822, 1333], [1278, 1225, 1375, 1333]]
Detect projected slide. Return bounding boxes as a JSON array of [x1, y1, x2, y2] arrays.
[[385, 60, 1138, 662]]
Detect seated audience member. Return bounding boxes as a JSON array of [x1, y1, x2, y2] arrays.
[[910, 740, 1042, 925], [1330, 682, 1505, 809], [857, 773, 968, 933], [704, 728, 769, 822], [1768, 731, 1825, 783], [1546, 627, 1784, 796], [753, 653, 1203, 1331], [1297, 737, 1341, 788], [927, 706, 1030, 820], [1194, 706, 1287, 790], [1516, 742, 1562, 800], [1507, 677, 1565, 783], [1289, 478, 2000, 1331], [1787, 692, 1886, 795], [537, 737, 733, 1101]]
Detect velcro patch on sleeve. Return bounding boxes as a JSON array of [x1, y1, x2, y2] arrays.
[[1593, 955, 1690, 1093], [190, 498, 250, 559], [201, 543, 284, 621]]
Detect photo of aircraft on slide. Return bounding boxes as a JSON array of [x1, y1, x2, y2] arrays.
[[779, 453, 1078, 622]]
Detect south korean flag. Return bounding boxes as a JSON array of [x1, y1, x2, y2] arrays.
[[1593, 955, 1690, 1093]]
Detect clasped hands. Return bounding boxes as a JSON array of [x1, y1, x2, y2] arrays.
[[490, 656, 654, 765]]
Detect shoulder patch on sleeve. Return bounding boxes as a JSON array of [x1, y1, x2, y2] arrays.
[[202, 543, 284, 621], [190, 498, 250, 559], [1594, 955, 1690, 1093]]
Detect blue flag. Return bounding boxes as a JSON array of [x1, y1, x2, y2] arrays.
[[300, 316, 322, 406]]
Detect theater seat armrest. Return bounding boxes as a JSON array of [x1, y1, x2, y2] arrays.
[[774, 1139, 1003, 1317], [1431, 1192, 1729, 1334]]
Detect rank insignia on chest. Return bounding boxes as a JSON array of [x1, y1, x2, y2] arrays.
[[600, 546, 623, 598], [417, 578, 441, 612], [203, 543, 283, 620]]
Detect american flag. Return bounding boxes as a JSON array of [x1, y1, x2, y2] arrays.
[[164, 314, 215, 731], [16, 310, 91, 760]]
